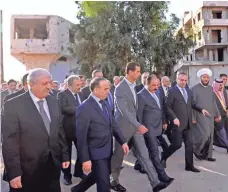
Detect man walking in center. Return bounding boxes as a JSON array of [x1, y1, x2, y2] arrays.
[[110, 62, 171, 192], [71, 77, 129, 192]]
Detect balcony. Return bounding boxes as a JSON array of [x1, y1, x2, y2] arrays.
[[203, 19, 228, 26], [203, 1, 228, 7]]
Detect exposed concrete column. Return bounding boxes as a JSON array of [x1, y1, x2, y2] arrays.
[[215, 49, 218, 61], [204, 48, 208, 60], [29, 28, 34, 39], [224, 47, 228, 61], [209, 50, 213, 61]]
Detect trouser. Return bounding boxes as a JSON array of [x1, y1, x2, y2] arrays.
[[71, 158, 111, 192], [62, 137, 83, 179], [10, 153, 61, 192], [111, 131, 160, 188], [162, 126, 194, 167]]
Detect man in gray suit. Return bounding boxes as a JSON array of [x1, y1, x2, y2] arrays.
[[110, 62, 170, 192], [137, 76, 174, 184]]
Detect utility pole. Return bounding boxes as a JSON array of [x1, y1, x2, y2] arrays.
[[0, 10, 4, 83]]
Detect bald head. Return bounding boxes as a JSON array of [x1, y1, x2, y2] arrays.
[[161, 76, 170, 88]]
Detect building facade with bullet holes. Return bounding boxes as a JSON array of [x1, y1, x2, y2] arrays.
[[10, 15, 80, 83], [174, 1, 228, 86]]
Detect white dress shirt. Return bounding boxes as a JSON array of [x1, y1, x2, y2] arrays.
[[68, 88, 82, 105], [162, 86, 168, 96], [29, 90, 51, 121], [124, 78, 137, 104]]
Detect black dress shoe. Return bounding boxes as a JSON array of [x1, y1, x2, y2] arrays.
[[161, 177, 175, 184], [153, 182, 171, 192], [63, 177, 72, 185], [110, 183, 127, 192], [185, 166, 200, 173], [121, 165, 124, 169], [73, 173, 87, 179], [207, 157, 216, 162], [194, 153, 203, 160], [134, 165, 146, 174]]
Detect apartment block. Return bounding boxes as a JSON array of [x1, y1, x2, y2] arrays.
[[174, 1, 228, 86]]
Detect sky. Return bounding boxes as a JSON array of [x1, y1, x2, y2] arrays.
[[1, 0, 203, 81]]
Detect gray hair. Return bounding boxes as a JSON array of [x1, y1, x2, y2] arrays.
[[27, 68, 51, 84], [161, 76, 170, 83], [66, 75, 80, 86], [90, 77, 107, 92]]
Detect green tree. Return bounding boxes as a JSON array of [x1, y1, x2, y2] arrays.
[[71, 1, 194, 78]]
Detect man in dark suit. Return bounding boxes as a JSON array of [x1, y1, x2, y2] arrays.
[[58, 75, 83, 185], [2, 68, 70, 192], [4, 73, 29, 103], [137, 75, 174, 185], [50, 81, 60, 97], [135, 72, 149, 93], [1, 79, 17, 107], [158, 76, 172, 144], [219, 74, 228, 105], [81, 69, 103, 101], [71, 77, 129, 192], [161, 72, 209, 172]]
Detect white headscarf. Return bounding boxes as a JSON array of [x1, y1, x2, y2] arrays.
[[197, 68, 212, 78]]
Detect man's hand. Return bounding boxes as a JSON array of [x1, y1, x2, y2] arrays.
[[215, 116, 221, 123], [122, 143, 129, 155], [138, 125, 148, 134], [10, 176, 22, 189], [163, 124, 168, 130], [192, 120, 197, 124], [62, 161, 70, 169], [202, 109, 210, 116], [173, 118, 180, 127], [82, 160, 92, 173]]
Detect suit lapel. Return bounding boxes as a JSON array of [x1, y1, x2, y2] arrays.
[[123, 80, 137, 108], [24, 92, 49, 136], [143, 88, 160, 109], [89, 96, 110, 125], [174, 86, 188, 103], [46, 96, 56, 135]]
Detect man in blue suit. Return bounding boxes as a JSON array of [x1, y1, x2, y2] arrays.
[[137, 75, 174, 185], [71, 77, 129, 192]]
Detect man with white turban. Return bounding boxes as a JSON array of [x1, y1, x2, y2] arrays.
[[191, 68, 221, 161]]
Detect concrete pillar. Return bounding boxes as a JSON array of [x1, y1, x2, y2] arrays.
[[29, 28, 34, 39], [204, 48, 208, 60], [209, 50, 213, 61], [224, 47, 228, 61], [215, 49, 218, 61]]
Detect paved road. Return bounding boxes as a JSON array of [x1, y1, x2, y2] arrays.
[[1, 143, 228, 192]]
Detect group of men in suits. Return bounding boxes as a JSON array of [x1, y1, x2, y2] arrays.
[[2, 63, 226, 192]]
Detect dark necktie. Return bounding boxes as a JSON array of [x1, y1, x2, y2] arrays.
[[99, 100, 110, 124], [37, 100, 50, 134], [74, 93, 80, 107]]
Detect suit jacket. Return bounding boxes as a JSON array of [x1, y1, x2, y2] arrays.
[[1, 90, 10, 107], [57, 89, 83, 140], [223, 88, 228, 109], [4, 88, 26, 103], [50, 89, 60, 97], [166, 85, 202, 130], [81, 86, 91, 101], [2, 92, 69, 181], [135, 84, 144, 93], [76, 96, 126, 162], [115, 80, 141, 137], [138, 88, 167, 136], [110, 84, 116, 97]]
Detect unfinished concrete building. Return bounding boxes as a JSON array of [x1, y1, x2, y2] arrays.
[[174, 1, 228, 86], [11, 15, 79, 82]]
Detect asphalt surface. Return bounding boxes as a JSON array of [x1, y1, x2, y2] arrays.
[[1, 141, 228, 192]]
